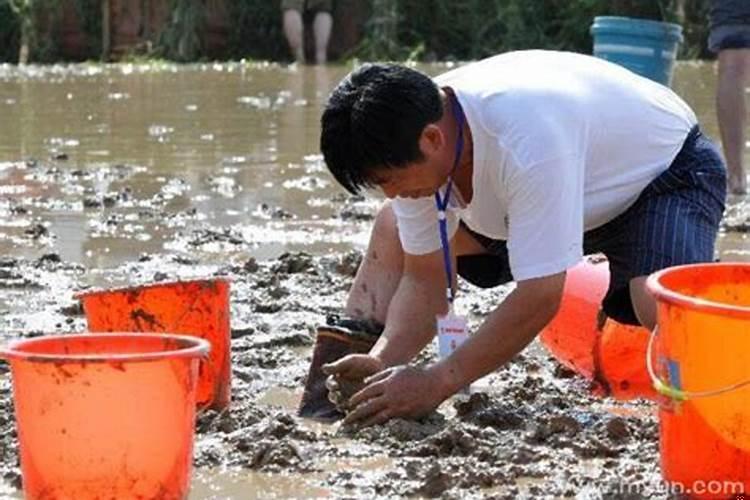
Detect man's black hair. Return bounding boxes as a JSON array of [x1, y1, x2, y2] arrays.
[[320, 63, 443, 194]]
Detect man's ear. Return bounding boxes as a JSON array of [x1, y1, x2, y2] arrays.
[[419, 123, 444, 157]]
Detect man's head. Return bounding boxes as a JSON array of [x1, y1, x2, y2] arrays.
[[320, 63, 451, 198]]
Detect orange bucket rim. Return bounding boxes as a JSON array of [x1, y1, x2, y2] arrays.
[[0, 332, 210, 363], [74, 277, 231, 300], [646, 262, 750, 318]]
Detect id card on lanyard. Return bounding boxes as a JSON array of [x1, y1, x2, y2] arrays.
[[435, 92, 470, 383]]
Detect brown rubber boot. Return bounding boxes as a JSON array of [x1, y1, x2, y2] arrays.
[[297, 315, 383, 421]]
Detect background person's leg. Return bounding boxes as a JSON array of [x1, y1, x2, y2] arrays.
[[716, 48, 750, 194], [312, 11, 333, 64], [282, 8, 305, 63]]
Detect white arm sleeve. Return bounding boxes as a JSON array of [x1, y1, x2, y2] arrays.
[[391, 196, 460, 256]]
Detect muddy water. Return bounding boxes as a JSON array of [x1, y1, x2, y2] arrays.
[[0, 61, 747, 272], [0, 60, 748, 499], [0, 62, 373, 273]]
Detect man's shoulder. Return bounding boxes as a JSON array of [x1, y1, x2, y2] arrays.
[[435, 50, 555, 83]]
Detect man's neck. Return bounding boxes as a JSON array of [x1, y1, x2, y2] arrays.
[[441, 87, 474, 204]]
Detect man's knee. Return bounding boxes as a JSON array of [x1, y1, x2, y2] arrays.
[[373, 201, 398, 237], [365, 201, 406, 263]]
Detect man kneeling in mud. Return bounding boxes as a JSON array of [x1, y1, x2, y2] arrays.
[[305, 51, 726, 427]]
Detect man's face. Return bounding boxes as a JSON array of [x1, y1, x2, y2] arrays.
[[370, 158, 447, 199], [368, 123, 450, 200]]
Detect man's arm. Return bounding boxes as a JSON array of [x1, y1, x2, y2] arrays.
[[429, 272, 565, 398], [369, 246, 454, 367], [342, 270, 567, 426]]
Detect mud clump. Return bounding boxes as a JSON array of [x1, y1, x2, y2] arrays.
[[455, 392, 525, 430], [254, 203, 294, 220], [272, 252, 314, 274], [527, 415, 581, 444], [352, 414, 445, 446], [606, 417, 631, 442], [242, 257, 259, 274], [189, 228, 244, 246], [23, 224, 48, 239], [333, 250, 362, 277], [414, 463, 453, 498]]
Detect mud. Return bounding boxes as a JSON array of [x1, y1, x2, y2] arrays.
[[0, 62, 747, 498], [0, 229, 667, 499]]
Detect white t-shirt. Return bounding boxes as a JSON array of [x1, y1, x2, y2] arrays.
[[392, 50, 697, 281]]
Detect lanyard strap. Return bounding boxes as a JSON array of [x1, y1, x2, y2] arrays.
[[434, 92, 465, 305]]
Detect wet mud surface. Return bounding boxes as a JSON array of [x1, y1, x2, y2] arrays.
[[2, 160, 732, 497], [0, 63, 748, 498], [0, 246, 665, 499]]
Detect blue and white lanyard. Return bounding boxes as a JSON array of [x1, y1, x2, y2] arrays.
[[434, 93, 465, 306]]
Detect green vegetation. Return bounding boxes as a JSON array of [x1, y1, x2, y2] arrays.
[[73, 0, 103, 60], [1, 0, 64, 63], [0, 0, 713, 64], [356, 0, 711, 62], [157, 0, 204, 62], [0, 3, 20, 62], [225, 0, 288, 62]]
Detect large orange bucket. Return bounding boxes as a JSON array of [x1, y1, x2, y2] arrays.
[[0, 333, 209, 500], [77, 279, 231, 410], [647, 263, 750, 498], [540, 258, 655, 399]]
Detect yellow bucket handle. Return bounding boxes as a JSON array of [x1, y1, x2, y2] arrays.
[[647, 326, 750, 401]]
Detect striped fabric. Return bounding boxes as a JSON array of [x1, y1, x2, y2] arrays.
[[457, 126, 727, 325]]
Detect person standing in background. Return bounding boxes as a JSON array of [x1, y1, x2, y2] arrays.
[[710, 0, 750, 194], [281, 0, 333, 64]]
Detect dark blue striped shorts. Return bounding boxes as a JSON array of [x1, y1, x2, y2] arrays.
[[457, 126, 727, 325]]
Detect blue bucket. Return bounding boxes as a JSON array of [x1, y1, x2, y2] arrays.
[[590, 16, 683, 86]]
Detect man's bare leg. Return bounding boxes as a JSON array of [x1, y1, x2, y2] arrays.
[[344, 203, 404, 324], [345, 202, 487, 324], [629, 276, 656, 330]]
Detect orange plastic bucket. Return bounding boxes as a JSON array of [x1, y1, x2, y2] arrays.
[[647, 263, 750, 498], [77, 279, 231, 410], [540, 258, 655, 399], [0, 333, 209, 500]]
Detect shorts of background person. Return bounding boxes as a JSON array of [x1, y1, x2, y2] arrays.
[[281, 0, 333, 14], [709, 25, 750, 53], [709, 0, 750, 52]]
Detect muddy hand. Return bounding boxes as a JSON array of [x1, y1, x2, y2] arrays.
[[325, 374, 365, 411], [344, 365, 445, 428], [322, 354, 384, 412]]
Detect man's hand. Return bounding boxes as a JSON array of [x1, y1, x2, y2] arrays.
[[343, 365, 446, 428], [322, 354, 384, 412]]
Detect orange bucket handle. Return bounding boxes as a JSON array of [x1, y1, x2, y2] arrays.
[[646, 326, 750, 401], [196, 352, 218, 416], [0, 339, 217, 416]]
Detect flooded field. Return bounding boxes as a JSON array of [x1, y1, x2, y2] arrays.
[[0, 60, 748, 499]]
